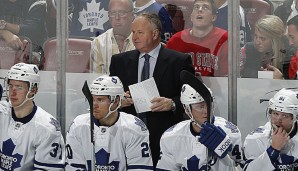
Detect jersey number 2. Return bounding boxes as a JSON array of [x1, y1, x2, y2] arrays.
[[141, 142, 150, 157]]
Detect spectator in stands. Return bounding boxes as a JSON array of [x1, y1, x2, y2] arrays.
[[134, 0, 174, 42], [214, 0, 251, 47], [287, 15, 298, 79], [68, 0, 111, 38], [163, 4, 185, 34], [166, 0, 228, 77], [240, 15, 286, 79], [0, 0, 47, 61], [90, 0, 135, 74], [274, 0, 297, 26]]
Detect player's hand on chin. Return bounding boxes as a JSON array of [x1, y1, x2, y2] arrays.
[[271, 127, 289, 151], [151, 97, 172, 112]]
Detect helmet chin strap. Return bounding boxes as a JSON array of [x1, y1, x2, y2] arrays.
[[12, 91, 35, 109], [104, 96, 122, 119], [185, 105, 202, 129], [287, 118, 297, 135]]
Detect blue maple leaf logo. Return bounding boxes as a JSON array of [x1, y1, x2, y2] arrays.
[[134, 117, 148, 131], [182, 155, 211, 171], [276, 154, 298, 170], [224, 121, 239, 133], [0, 139, 23, 170], [49, 117, 61, 132], [95, 149, 120, 171]]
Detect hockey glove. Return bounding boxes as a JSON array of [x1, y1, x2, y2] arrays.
[[199, 122, 232, 158]]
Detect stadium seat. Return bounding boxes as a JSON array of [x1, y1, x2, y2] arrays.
[[0, 37, 32, 69], [42, 37, 93, 73], [156, 0, 195, 33], [240, 0, 273, 34]]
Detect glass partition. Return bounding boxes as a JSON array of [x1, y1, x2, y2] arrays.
[[1, 0, 298, 143]]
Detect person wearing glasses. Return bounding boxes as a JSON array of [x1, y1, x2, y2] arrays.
[[166, 0, 228, 77], [0, 63, 65, 170], [156, 84, 243, 170], [243, 88, 298, 170], [90, 0, 135, 74]]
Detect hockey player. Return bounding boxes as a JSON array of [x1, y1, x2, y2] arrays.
[[65, 75, 153, 170], [0, 63, 65, 170], [243, 88, 298, 171], [156, 84, 243, 170]]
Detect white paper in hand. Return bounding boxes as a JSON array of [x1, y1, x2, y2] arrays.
[[128, 77, 160, 113]]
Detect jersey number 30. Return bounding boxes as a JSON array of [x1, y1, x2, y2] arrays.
[[50, 143, 63, 159]]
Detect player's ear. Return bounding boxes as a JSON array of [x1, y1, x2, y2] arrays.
[[29, 85, 38, 97]]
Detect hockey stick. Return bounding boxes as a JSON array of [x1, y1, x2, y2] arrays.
[[180, 70, 214, 171], [180, 70, 213, 123], [0, 84, 2, 100], [82, 81, 95, 171]]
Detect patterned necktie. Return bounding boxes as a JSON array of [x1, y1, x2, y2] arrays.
[[141, 54, 150, 81]]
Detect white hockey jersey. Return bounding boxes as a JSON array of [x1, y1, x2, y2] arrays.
[[0, 100, 65, 170], [65, 112, 153, 171], [243, 122, 298, 171], [156, 116, 243, 171]]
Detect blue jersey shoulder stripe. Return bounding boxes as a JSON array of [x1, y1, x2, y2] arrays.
[[155, 168, 170, 171], [243, 159, 254, 171], [127, 165, 154, 170], [34, 160, 65, 168]]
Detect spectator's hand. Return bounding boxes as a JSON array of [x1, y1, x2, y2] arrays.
[[121, 91, 133, 108], [271, 127, 289, 151], [2, 31, 23, 50], [151, 97, 172, 112], [262, 64, 284, 80]]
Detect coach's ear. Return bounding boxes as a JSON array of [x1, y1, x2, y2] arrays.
[[152, 29, 160, 40]]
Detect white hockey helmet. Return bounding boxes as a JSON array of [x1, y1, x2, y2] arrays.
[[269, 88, 298, 116], [90, 75, 124, 101], [180, 84, 212, 105], [181, 84, 214, 127], [6, 63, 40, 91]]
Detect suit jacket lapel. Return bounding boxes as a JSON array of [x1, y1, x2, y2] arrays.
[[153, 45, 169, 85], [127, 50, 140, 84]]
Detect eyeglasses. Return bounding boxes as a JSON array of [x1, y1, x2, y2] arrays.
[[271, 112, 292, 120], [193, 4, 211, 11], [8, 84, 26, 92], [108, 11, 132, 18]]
